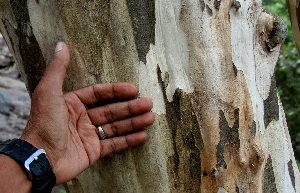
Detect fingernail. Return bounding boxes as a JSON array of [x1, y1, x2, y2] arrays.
[[55, 42, 63, 52]]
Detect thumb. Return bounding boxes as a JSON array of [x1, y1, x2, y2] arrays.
[[37, 42, 70, 94]]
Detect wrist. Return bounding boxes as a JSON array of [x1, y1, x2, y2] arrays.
[[0, 139, 56, 192], [0, 154, 32, 192], [20, 134, 58, 176]]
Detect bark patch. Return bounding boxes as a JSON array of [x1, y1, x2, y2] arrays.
[[157, 66, 203, 191], [231, 0, 241, 11], [267, 14, 288, 50], [214, 0, 221, 10], [216, 109, 240, 168], [127, 0, 155, 64], [233, 63, 238, 76], [9, 0, 46, 95], [288, 159, 295, 190], [263, 156, 278, 193], [251, 120, 256, 136], [199, 0, 206, 12], [263, 76, 279, 128], [186, 132, 201, 182], [206, 5, 213, 16], [157, 66, 181, 172]]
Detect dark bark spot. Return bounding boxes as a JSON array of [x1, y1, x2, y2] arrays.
[[199, 0, 205, 12], [127, 0, 155, 64], [263, 76, 279, 128], [267, 14, 288, 50], [214, 0, 221, 10], [288, 159, 295, 190], [9, 0, 46, 96], [206, 5, 213, 16], [216, 109, 240, 168], [203, 171, 208, 176], [233, 63, 237, 76], [263, 156, 278, 193], [251, 120, 256, 136], [186, 132, 201, 181], [231, 0, 241, 11], [211, 167, 216, 176]]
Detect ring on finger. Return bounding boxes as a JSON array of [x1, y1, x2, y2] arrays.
[[97, 125, 107, 140]]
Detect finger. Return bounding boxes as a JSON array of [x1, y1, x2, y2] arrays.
[[36, 42, 70, 94], [99, 131, 148, 158], [87, 97, 153, 125], [64, 83, 138, 105], [101, 112, 155, 137]]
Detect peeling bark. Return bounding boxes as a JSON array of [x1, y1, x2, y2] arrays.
[[0, 0, 299, 192]]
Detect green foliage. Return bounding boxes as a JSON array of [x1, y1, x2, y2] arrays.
[[263, 0, 300, 165]]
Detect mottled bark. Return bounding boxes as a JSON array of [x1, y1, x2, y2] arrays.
[[0, 0, 299, 192]]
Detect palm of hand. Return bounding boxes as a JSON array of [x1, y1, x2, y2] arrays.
[[21, 43, 154, 185]]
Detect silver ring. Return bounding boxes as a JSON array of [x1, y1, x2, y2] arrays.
[[98, 126, 107, 140]]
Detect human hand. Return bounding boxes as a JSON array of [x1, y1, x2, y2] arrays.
[[20, 42, 155, 185]]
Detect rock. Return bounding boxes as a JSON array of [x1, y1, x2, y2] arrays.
[[0, 63, 21, 79], [0, 34, 30, 142], [0, 34, 14, 69]]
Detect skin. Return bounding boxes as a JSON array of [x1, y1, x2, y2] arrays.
[[0, 42, 155, 191]]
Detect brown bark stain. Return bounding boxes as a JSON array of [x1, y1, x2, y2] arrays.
[[179, 0, 266, 192]]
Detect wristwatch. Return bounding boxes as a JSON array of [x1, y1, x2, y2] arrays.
[[0, 139, 56, 192]]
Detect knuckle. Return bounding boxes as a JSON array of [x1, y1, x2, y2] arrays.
[[103, 107, 114, 122], [110, 122, 118, 136], [127, 101, 133, 115], [110, 138, 117, 153], [124, 136, 130, 149], [130, 117, 136, 130], [92, 84, 102, 101]]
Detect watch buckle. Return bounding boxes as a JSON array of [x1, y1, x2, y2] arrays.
[[24, 149, 47, 180]]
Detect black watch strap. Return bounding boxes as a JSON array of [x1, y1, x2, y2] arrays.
[[0, 139, 56, 193]]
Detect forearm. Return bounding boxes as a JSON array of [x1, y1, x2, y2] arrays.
[[0, 154, 31, 193]]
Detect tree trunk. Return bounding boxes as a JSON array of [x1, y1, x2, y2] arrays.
[[286, 0, 300, 54], [1, 0, 299, 192]]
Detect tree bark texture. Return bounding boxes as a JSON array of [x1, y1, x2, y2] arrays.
[[0, 0, 299, 192]]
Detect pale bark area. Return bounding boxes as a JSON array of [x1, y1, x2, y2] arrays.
[[0, 0, 299, 192]]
